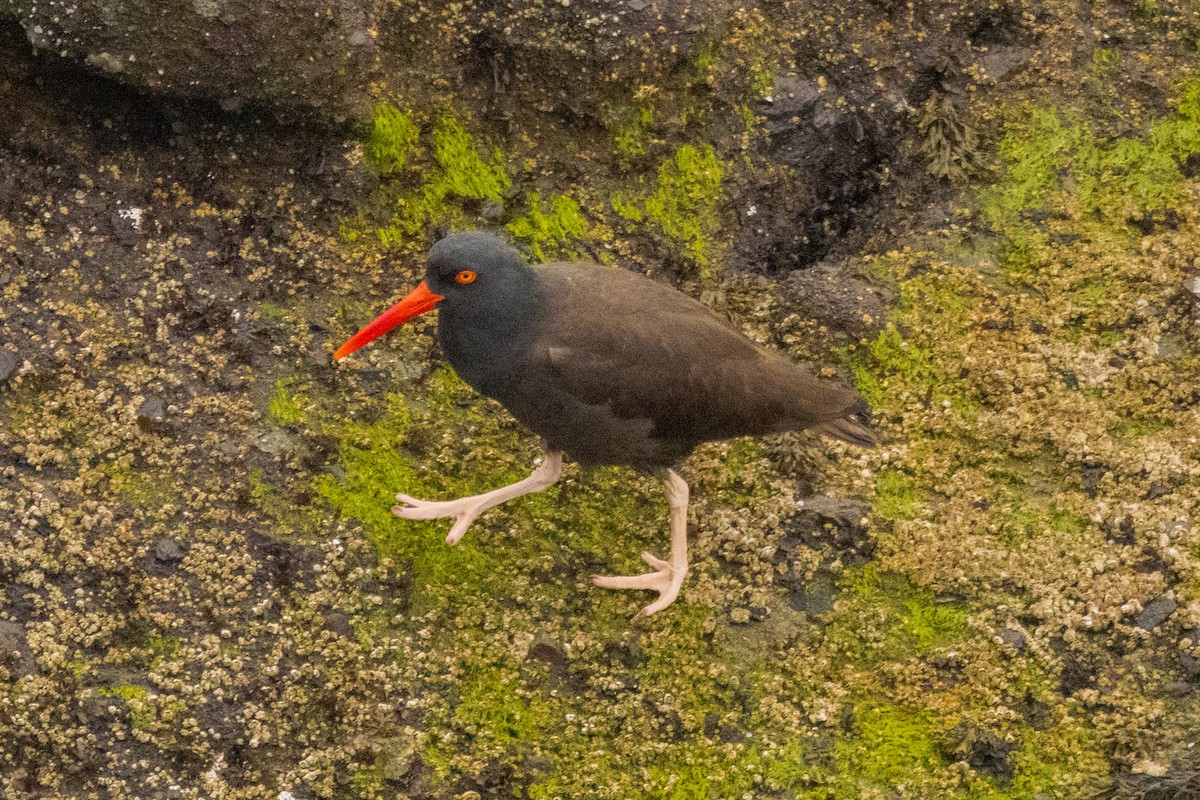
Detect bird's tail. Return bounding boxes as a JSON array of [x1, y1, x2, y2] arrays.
[[811, 399, 875, 448]]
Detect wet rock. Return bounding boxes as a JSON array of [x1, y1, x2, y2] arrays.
[[1080, 460, 1110, 498], [1059, 652, 1097, 696], [1104, 515, 1136, 545], [782, 496, 873, 566], [999, 628, 1027, 652], [136, 397, 168, 433], [152, 538, 187, 563], [0, 620, 34, 677], [0, 348, 17, 384], [735, 74, 891, 270], [781, 261, 890, 342], [942, 724, 1017, 785], [787, 571, 837, 617], [3, 0, 378, 119], [1135, 596, 1176, 631], [322, 610, 354, 638], [481, 201, 506, 223], [977, 46, 1033, 83], [1180, 651, 1199, 682], [527, 638, 570, 676]]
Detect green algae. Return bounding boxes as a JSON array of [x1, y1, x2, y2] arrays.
[[428, 116, 510, 205], [104, 463, 176, 511], [834, 701, 943, 794], [268, 377, 307, 426], [829, 565, 970, 661], [613, 105, 655, 163], [507, 190, 589, 260], [873, 468, 923, 522], [451, 665, 551, 747], [612, 143, 725, 272], [986, 79, 1200, 228], [365, 103, 419, 174], [350, 105, 513, 249]]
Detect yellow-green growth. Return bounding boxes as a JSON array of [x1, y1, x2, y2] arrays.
[[365, 104, 419, 174], [614, 105, 655, 162], [428, 117, 510, 204], [834, 701, 942, 794], [451, 666, 550, 747], [986, 80, 1200, 227], [104, 463, 175, 510], [507, 191, 588, 260], [268, 378, 306, 426], [613, 144, 725, 271], [99, 684, 153, 731], [828, 565, 969, 661], [368, 114, 513, 248], [313, 389, 488, 592], [873, 468, 923, 521]]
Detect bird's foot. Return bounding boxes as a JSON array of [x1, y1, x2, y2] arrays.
[[393, 493, 488, 545], [592, 551, 687, 616]]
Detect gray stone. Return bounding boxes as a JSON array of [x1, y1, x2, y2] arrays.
[[153, 538, 187, 563], [0, 620, 34, 677], [999, 628, 1027, 651], [1135, 596, 1177, 631], [137, 397, 167, 432], [0, 349, 18, 383], [2, 0, 379, 120]]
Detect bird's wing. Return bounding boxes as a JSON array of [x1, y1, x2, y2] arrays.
[[526, 263, 862, 445]]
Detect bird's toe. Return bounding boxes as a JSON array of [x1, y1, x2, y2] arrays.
[[640, 551, 670, 571]]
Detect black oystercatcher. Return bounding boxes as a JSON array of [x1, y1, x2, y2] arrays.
[[335, 231, 872, 615]]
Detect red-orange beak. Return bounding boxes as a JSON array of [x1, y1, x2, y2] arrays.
[[333, 281, 445, 361]]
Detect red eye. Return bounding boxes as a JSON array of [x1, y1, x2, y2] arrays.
[[455, 270, 477, 285]]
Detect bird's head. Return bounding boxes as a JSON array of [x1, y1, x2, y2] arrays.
[[333, 231, 531, 361]]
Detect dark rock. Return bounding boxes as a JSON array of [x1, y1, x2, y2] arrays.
[[978, 46, 1033, 83], [1143, 481, 1173, 500], [136, 397, 167, 433], [781, 262, 890, 342], [787, 571, 837, 617], [528, 638, 570, 674], [718, 724, 743, 744], [1104, 515, 1136, 545], [322, 610, 354, 638], [152, 538, 187, 563], [999, 628, 1027, 651], [782, 496, 873, 567], [481, 201, 506, 223], [942, 724, 1017, 785], [1080, 461, 1109, 497], [3, 0, 378, 119], [0, 348, 17, 383], [1135, 596, 1177, 631], [737, 74, 891, 270], [1180, 651, 1199, 681], [0, 620, 34, 678], [1133, 545, 1168, 574], [1059, 652, 1097, 695]]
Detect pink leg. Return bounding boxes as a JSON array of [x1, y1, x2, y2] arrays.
[[393, 449, 563, 544], [593, 469, 689, 616]]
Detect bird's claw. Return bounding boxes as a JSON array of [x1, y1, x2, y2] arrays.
[[592, 551, 687, 616], [392, 493, 484, 545]]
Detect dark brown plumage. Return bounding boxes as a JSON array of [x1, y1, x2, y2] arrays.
[[334, 231, 872, 614], [501, 261, 871, 469]]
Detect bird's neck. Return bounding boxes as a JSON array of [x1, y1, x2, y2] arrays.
[[437, 268, 541, 401]]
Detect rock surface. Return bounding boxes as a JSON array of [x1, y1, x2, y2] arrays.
[[1, 0, 378, 118]]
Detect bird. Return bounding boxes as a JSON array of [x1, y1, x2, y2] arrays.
[[334, 231, 872, 615]]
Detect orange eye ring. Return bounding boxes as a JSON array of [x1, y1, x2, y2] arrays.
[[455, 270, 477, 285]]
